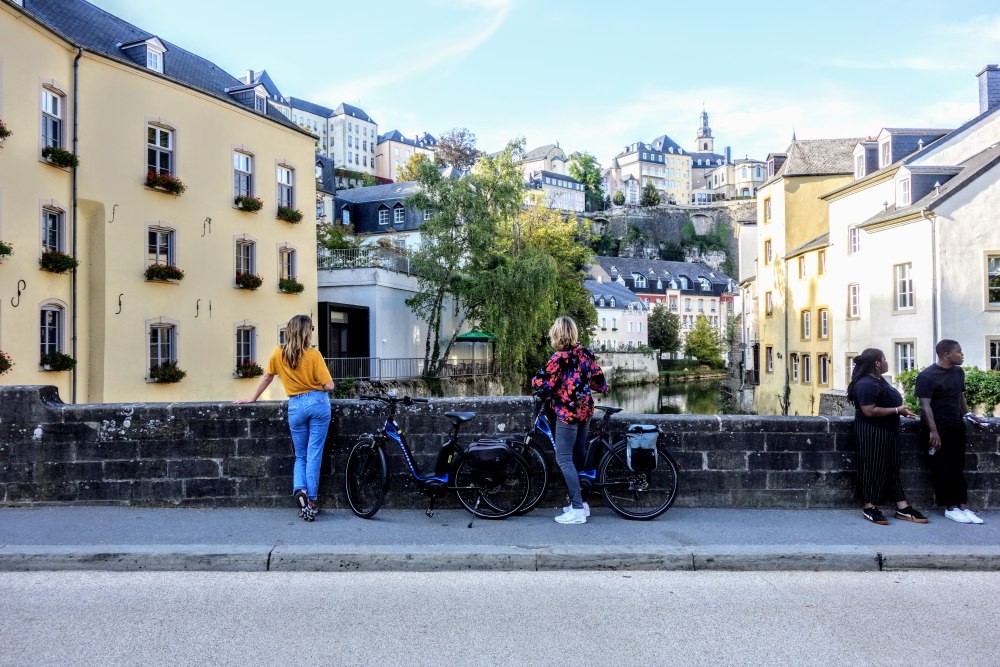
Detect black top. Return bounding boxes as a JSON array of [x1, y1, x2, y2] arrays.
[[853, 375, 903, 431], [914, 364, 965, 428]]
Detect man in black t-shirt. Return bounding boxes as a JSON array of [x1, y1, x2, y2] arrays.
[[914, 339, 985, 524]]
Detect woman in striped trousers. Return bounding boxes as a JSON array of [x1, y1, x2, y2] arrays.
[[847, 348, 928, 525]]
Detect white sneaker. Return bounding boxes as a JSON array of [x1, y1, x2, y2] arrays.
[[944, 507, 972, 523], [963, 508, 984, 524], [555, 507, 587, 524], [562, 502, 590, 517]]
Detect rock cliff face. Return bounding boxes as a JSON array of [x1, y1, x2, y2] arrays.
[[582, 201, 755, 274]]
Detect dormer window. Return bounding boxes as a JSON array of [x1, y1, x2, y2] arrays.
[[609, 297, 616, 307], [146, 49, 162, 72], [599, 298, 605, 307], [900, 178, 911, 206], [254, 95, 267, 113], [855, 154, 865, 179], [880, 141, 891, 168], [121, 37, 167, 74]]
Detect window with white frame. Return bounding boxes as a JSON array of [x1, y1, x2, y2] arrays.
[[279, 246, 296, 280], [40, 305, 64, 358], [633, 274, 646, 288], [41, 88, 63, 150], [790, 354, 799, 381], [146, 49, 162, 73], [802, 355, 811, 383], [848, 283, 860, 318], [764, 239, 773, 264], [880, 142, 891, 167], [900, 179, 911, 206], [987, 255, 1000, 306], [801, 310, 811, 339], [894, 262, 914, 310], [819, 308, 829, 339], [818, 249, 827, 275], [147, 125, 173, 175], [149, 323, 176, 369], [990, 339, 1000, 371], [393, 206, 405, 225], [233, 152, 253, 198], [819, 355, 830, 385], [798, 256, 806, 279], [277, 166, 294, 208], [765, 291, 773, 316], [147, 227, 175, 266], [855, 155, 865, 179], [236, 325, 256, 366], [848, 226, 860, 254], [235, 239, 255, 276], [378, 208, 389, 225], [895, 341, 915, 373], [41, 208, 64, 253], [697, 299, 704, 312]]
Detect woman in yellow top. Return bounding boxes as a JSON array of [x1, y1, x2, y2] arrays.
[[236, 315, 334, 521]]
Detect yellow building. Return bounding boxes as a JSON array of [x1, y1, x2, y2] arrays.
[[754, 139, 859, 415], [606, 135, 692, 205], [0, 0, 318, 403], [375, 130, 436, 181]]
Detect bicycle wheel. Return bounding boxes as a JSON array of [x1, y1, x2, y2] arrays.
[[513, 436, 550, 515], [344, 438, 388, 519], [451, 453, 532, 519], [598, 440, 678, 520]]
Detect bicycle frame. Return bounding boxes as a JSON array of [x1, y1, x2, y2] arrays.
[[530, 398, 620, 490], [373, 398, 460, 493]]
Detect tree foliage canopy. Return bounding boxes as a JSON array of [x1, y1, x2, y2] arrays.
[[684, 315, 724, 367], [648, 303, 681, 353], [568, 152, 604, 211], [435, 127, 480, 169], [396, 153, 431, 182], [404, 139, 596, 381], [640, 181, 661, 207]]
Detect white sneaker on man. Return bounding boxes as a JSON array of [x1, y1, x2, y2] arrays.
[[562, 502, 591, 517], [944, 507, 972, 523], [963, 508, 984, 524], [555, 507, 587, 524]]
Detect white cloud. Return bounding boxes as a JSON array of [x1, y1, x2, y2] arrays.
[[312, 0, 512, 106]]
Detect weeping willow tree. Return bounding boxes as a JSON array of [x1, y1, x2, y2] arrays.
[[405, 139, 597, 382]]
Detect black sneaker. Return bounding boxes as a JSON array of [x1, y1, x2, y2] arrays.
[[895, 506, 929, 523], [863, 507, 889, 525], [294, 489, 308, 519], [303, 504, 319, 522]]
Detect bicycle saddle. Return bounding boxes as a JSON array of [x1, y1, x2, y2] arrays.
[[444, 411, 477, 423], [595, 405, 622, 414]]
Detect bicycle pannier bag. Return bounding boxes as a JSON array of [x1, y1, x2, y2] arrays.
[[465, 438, 513, 479], [626, 424, 659, 472]]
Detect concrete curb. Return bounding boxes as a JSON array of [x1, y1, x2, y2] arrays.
[[2, 544, 999, 572]]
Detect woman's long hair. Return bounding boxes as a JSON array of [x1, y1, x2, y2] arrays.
[[282, 315, 313, 369], [846, 348, 884, 406]]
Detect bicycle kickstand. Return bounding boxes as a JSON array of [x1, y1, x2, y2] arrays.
[[425, 497, 436, 518], [467, 495, 481, 529]]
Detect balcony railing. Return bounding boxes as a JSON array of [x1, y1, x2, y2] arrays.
[[324, 357, 497, 381], [317, 247, 413, 275]]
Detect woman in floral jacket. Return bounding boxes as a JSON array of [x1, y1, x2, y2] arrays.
[[532, 316, 609, 524]]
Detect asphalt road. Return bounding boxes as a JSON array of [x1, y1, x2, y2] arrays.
[[2, 571, 998, 666]]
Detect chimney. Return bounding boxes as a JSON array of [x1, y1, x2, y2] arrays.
[[244, 69, 255, 85], [978, 65, 1000, 113], [725, 146, 732, 164]]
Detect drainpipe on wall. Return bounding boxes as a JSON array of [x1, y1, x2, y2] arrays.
[[71, 47, 82, 404], [920, 207, 939, 347], [782, 254, 790, 415]]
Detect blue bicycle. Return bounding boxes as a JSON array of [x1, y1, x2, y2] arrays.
[[520, 397, 680, 520], [344, 393, 532, 520]]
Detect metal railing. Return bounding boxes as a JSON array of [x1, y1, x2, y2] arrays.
[[317, 247, 413, 275], [324, 357, 497, 381]]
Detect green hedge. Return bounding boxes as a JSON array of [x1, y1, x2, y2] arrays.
[[897, 366, 1000, 416]]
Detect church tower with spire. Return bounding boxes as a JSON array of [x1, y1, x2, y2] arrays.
[[696, 108, 714, 153]]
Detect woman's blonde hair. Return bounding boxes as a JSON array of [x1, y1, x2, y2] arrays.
[[282, 314, 313, 369], [549, 316, 579, 351]]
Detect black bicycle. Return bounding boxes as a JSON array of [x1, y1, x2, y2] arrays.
[[519, 397, 679, 520], [344, 393, 532, 520]]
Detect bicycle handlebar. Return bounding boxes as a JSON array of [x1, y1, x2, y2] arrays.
[[359, 394, 428, 406]]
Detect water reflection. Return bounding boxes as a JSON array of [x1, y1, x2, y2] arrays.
[[606, 379, 726, 415]]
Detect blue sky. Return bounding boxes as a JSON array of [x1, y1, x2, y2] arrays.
[[90, 0, 1000, 166]]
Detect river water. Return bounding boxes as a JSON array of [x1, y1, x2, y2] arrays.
[[605, 379, 728, 415]]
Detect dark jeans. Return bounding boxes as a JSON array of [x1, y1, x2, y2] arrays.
[[926, 424, 968, 508], [554, 420, 589, 509]]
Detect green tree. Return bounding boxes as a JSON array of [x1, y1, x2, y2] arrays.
[[590, 233, 619, 256], [613, 190, 625, 206], [568, 152, 604, 212], [659, 242, 685, 261], [640, 182, 660, 207], [316, 222, 360, 251], [684, 315, 724, 367], [436, 127, 480, 169], [647, 303, 680, 353], [396, 153, 431, 182]]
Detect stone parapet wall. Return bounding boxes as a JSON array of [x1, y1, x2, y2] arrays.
[[2, 386, 998, 509]]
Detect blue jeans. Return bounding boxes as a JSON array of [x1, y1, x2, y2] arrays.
[[287, 390, 331, 500], [555, 420, 589, 509]]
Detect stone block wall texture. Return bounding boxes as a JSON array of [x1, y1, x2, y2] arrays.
[[2, 385, 999, 510]]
